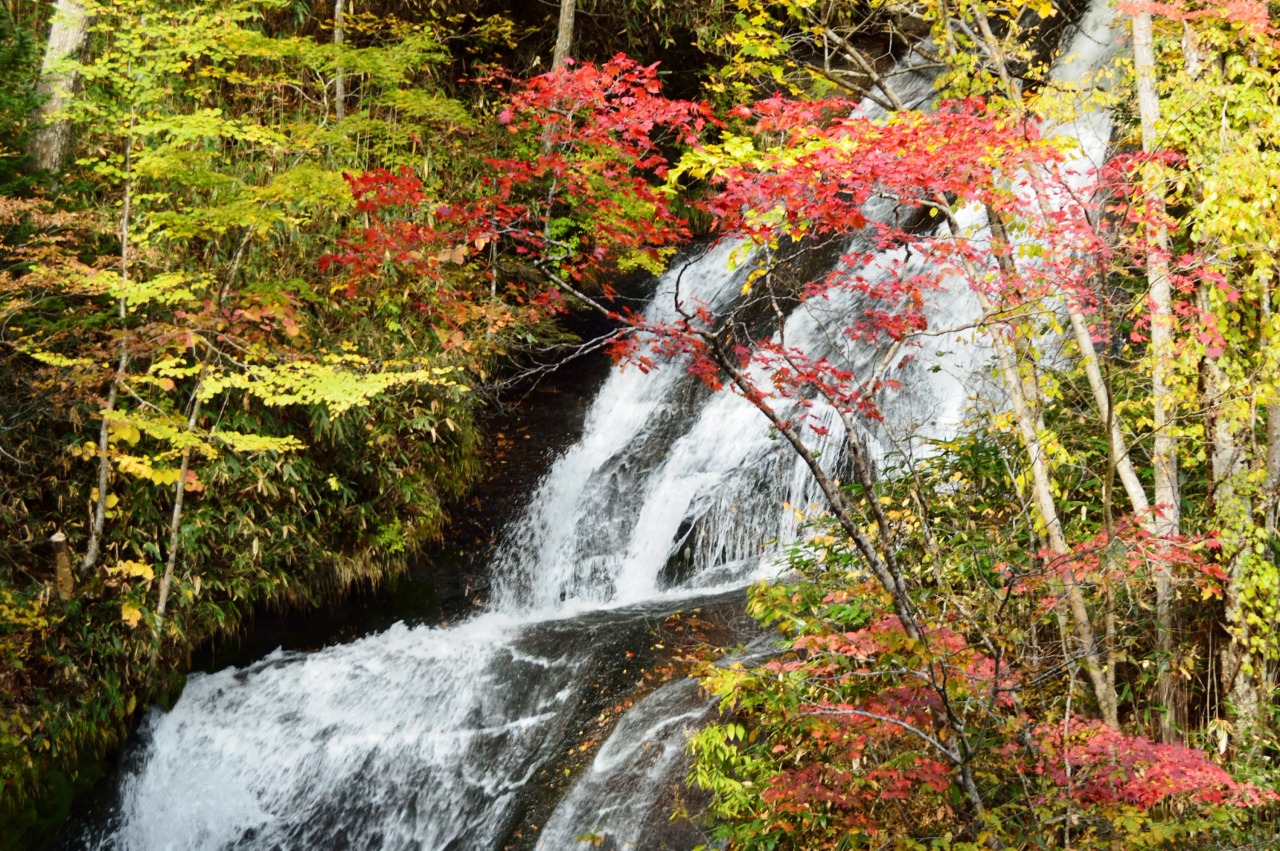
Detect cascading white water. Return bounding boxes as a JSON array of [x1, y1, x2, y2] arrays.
[[78, 604, 710, 851], [67, 7, 1120, 848], [533, 678, 714, 851], [489, 240, 771, 611], [1051, 0, 1121, 190], [71, 235, 979, 851]]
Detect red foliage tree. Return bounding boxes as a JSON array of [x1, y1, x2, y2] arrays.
[[327, 57, 1279, 846], [322, 56, 712, 360]]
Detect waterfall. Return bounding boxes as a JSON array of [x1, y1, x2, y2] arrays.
[[532, 679, 714, 851], [65, 6, 1120, 848], [69, 239, 980, 851]]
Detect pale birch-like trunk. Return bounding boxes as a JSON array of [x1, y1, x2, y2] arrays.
[[1068, 313, 1154, 526], [79, 352, 123, 575], [150, 390, 202, 669], [1132, 10, 1184, 742], [935, 9, 1128, 725], [976, 0, 1159, 536], [333, 0, 346, 121], [30, 0, 90, 172], [552, 0, 575, 70], [82, 105, 134, 576], [977, 289, 1119, 728], [957, 206, 1119, 726], [1203, 346, 1258, 726], [982, 205, 1122, 724]]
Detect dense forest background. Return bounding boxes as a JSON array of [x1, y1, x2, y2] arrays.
[[2, 0, 1280, 848]]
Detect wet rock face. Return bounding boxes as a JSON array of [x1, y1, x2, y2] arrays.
[[505, 596, 761, 851]]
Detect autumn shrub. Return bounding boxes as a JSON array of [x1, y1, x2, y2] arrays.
[[688, 517, 1280, 850], [685, 423, 1280, 849]]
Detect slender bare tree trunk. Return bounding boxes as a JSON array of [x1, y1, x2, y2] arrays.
[[82, 104, 134, 576], [30, 0, 90, 172], [953, 204, 1119, 726], [552, 0, 575, 70], [333, 0, 346, 121], [980, 204, 1121, 724], [977, 290, 1119, 727], [80, 352, 123, 575], [1068, 313, 1154, 525], [973, 4, 1158, 539], [150, 390, 202, 669], [1132, 10, 1184, 743]]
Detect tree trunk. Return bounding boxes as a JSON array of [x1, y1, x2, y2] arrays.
[[82, 109, 134, 576], [552, 0, 575, 70], [1132, 10, 1184, 743], [80, 355, 121, 576], [30, 0, 90, 172], [1068, 312, 1154, 527], [976, 204, 1120, 725], [51, 531, 74, 600], [1210, 401, 1258, 728], [150, 391, 202, 669], [333, 0, 346, 121], [953, 204, 1119, 727], [1211, 276, 1266, 730], [980, 291, 1119, 728]]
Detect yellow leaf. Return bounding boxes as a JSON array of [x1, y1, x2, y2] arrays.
[[121, 603, 143, 628], [108, 559, 155, 580]]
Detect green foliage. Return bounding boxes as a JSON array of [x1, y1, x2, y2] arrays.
[[0, 0, 518, 829], [0, 8, 38, 193], [1143, 10, 1280, 668]]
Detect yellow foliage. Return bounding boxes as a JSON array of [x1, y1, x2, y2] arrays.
[[107, 560, 156, 581], [120, 603, 144, 628]]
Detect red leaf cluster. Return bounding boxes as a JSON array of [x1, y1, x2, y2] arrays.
[[1028, 719, 1280, 809]]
